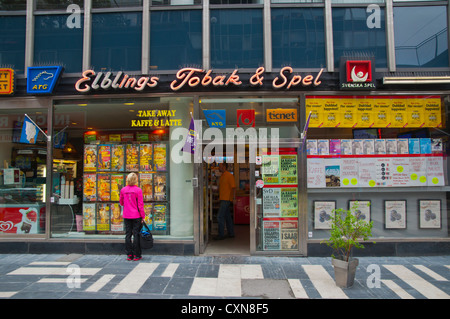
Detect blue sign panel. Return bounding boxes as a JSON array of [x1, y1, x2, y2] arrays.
[[27, 66, 63, 94], [203, 109, 226, 128]]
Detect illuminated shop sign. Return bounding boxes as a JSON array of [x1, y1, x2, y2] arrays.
[[27, 66, 63, 94], [0, 68, 14, 95], [266, 109, 298, 122], [203, 110, 226, 128], [339, 58, 376, 90], [75, 67, 324, 93]]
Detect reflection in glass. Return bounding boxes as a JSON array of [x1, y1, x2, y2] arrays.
[[0, 16, 26, 73], [394, 6, 448, 68]]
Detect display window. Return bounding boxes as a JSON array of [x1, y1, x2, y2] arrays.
[[306, 95, 450, 240], [51, 97, 194, 239], [0, 109, 48, 235]]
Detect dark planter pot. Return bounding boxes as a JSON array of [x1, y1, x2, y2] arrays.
[[331, 257, 359, 288]]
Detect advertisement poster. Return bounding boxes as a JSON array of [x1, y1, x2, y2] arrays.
[[154, 204, 167, 230], [110, 174, 124, 201], [313, 201, 335, 230], [83, 173, 97, 201], [263, 220, 280, 250], [340, 158, 359, 187], [325, 165, 340, 187], [424, 98, 442, 127], [305, 99, 324, 127], [356, 99, 374, 128], [139, 173, 153, 201], [0, 206, 43, 234], [373, 99, 391, 127], [110, 203, 123, 232], [281, 188, 298, 217], [140, 143, 153, 171], [97, 203, 110, 231], [82, 203, 96, 231], [262, 188, 281, 217], [340, 99, 357, 127], [83, 145, 97, 172], [419, 200, 441, 229], [154, 143, 167, 171], [390, 99, 407, 128], [349, 200, 371, 222], [126, 144, 139, 171], [262, 155, 280, 184], [307, 158, 325, 188], [111, 144, 125, 172], [384, 200, 406, 229], [280, 155, 297, 184], [97, 174, 111, 201], [426, 156, 445, 186], [144, 203, 153, 231], [154, 173, 167, 201], [97, 144, 111, 171], [281, 220, 298, 250], [407, 99, 425, 127]]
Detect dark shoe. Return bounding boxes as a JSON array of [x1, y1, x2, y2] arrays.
[[133, 256, 142, 261], [213, 236, 226, 240], [126, 255, 133, 261]]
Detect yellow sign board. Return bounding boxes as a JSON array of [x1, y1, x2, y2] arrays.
[[0, 68, 14, 95], [266, 108, 298, 122]]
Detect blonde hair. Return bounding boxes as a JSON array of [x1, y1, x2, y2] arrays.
[[126, 173, 138, 186]]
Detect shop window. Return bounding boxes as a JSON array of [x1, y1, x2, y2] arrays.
[[0, 1, 26, 10], [210, 9, 264, 69], [306, 95, 450, 240], [394, 6, 448, 68], [34, 15, 83, 74], [150, 10, 202, 71], [272, 8, 326, 69], [332, 7, 387, 69], [0, 16, 26, 74], [0, 110, 48, 236], [91, 12, 142, 72], [51, 97, 194, 239]]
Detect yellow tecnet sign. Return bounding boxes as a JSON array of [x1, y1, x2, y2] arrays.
[[0, 68, 14, 95], [266, 108, 298, 122]]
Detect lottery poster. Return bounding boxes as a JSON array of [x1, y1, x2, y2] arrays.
[[126, 144, 139, 171]]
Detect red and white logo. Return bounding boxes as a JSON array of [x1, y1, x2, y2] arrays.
[[237, 110, 255, 127], [346, 61, 372, 83]]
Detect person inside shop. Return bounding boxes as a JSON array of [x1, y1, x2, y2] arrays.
[[215, 162, 236, 240], [120, 172, 145, 261]]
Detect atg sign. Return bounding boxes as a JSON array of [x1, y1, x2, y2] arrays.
[[27, 66, 63, 94]]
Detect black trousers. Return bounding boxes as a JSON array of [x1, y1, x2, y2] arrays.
[[124, 218, 142, 257]]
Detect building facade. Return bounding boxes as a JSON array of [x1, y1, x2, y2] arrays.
[[0, 0, 449, 256]]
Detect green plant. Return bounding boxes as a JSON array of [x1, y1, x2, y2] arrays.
[[322, 201, 374, 262]]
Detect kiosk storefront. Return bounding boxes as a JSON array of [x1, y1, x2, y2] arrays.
[[0, 64, 449, 256]]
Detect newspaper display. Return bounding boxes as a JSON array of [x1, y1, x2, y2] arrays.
[[110, 203, 123, 232]]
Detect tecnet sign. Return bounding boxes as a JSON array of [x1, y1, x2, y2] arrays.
[[27, 66, 63, 94], [266, 109, 297, 122]]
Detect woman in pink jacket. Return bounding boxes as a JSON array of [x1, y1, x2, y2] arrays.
[[120, 173, 145, 261]]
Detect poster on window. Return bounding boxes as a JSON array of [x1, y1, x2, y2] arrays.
[[110, 203, 123, 232], [144, 203, 153, 231], [97, 174, 111, 202], [281, 188, 298, 217], [280, 155, 297, 184], [419, 200, 441, 229], [96, 203, 110, 231], [154, 173, 167, 201], [349, 200, 371, 222], [111, 144, 125, 172], [281, 220, 298, 250], [83, 173, 97, 202], [153, 143, 167, 171], [97, 144, 111, 171], [139, 173, 153, 201], [110, 174, 124, 201], [154, 204, 167, 231], [126, 144, 139, 171], [82, 203, 96, 231], [262, 155, 279, 184], [140, 143, 153, 171], [384, 200, 406, 229], [313, 201, 335, 230], [83, 145, 97, 172], [263, 220, 280, 250], [262, 188, 281, 217]]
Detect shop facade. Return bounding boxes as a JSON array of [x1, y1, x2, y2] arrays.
[[1, 0, 449, 256]]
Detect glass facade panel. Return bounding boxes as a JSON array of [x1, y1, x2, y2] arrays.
[[92, 0, 142, 8], [332, 7, 387, 68], [0, 16, 26, 74], [0, 110, 48, 236], [0, 0, 26, 10], [51, 97, 194, 239], [34, 15, 83, 73], [150, 10, 202, 71], [152, 0, 202, 5], [91, 12, 142, 72], [306, 95, 450, 240], [210, 9, 264, 69], [36, 0, 83, 10], [394, 6, 448, 68], [272, 8, 326, 69]]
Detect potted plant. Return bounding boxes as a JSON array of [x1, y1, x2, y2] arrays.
[[322, 201, 374, 288]]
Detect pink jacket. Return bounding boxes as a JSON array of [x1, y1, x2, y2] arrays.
[[119, 185, 145, 219]]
